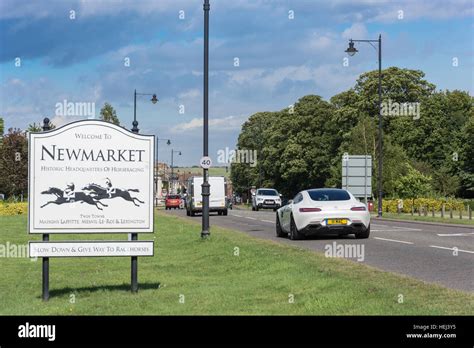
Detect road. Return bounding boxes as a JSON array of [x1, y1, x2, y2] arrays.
[[165, 208, 474, 292]]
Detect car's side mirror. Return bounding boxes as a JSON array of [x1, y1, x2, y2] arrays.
[[279, 194, 283, 198]]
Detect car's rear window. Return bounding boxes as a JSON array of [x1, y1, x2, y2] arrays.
[[307, 189, 350, 201], [168, 195, 180, 199], [257, 189, 278, 196]]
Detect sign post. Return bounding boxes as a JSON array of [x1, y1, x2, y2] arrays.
[[341, 154, 372, 203], [29, 119, 154, 299], [41, 118, 51, 301]]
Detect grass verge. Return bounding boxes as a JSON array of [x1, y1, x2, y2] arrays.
[[0, 211, 472, 315], [378, 213, 474, 226]]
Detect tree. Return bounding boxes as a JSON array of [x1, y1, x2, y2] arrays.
[[27, 121, 56, 133], [100, 103, 120, 125], [0, 128, 28, 197], [458, 112, 474, 197], [394, 164, 432, 204]]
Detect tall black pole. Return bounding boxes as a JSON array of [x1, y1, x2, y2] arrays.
[[155, 138, 159, 205], [171, 149, 174, 194], [42, 118, 51, 301], [132, 89, 139, 133], [377, 34, 383, 217], [131, 116, 138, 292], [201, 0, 210, 238]]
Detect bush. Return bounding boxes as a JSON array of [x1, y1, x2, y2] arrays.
[[0, 202, 28, 216], [383, 198, 465, 213]]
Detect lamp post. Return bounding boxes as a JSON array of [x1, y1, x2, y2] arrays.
[[201, 0, 211, 238], [132, 89, 158, 133], [171, 149, 182, 194], [345, 34, 383, 217], [131, 89, 157, 293], [155, 137, 171, 204]]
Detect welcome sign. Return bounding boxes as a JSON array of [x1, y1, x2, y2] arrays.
[[28, 120, 154, 233]]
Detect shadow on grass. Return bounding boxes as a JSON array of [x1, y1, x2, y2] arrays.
[[42, 282, 161, 298]]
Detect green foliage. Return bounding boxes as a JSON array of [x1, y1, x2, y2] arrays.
[[0, 128, 28, 197], [27, 121, 55, 132], [394, 164, 432, 200], [100, 103, 120, 125], [233, 67, 472, 199]]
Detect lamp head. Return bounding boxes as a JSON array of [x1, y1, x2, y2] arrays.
[[345, 40, 358, 57]]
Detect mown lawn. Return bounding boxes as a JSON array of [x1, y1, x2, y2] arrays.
[[379, 212, 474, 226], [0, 211, 472, 315]]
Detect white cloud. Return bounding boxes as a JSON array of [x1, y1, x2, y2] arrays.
[[342, 23, 368, 40], [171, 115, 246, 133], [178, 89, 201, 99]]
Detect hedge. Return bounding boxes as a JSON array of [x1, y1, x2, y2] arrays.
[[383, 198, 466, 214], [0, 202, 28, 216]]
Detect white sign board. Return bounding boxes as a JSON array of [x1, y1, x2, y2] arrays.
[[29, 241, 154, 257], [28, 120, 154, 234], [342, 155, 372, 199]]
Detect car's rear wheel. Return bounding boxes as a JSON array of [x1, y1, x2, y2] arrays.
[[276, 214, 286, 238], [223, 209, 228, 216], [355, 225, 370, 239], [190, 210, 195, 217], [289, 215, 304, 240]]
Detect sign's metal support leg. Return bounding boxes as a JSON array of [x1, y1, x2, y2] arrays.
[[42, 234, 49, 301], [131, 233, 138, 292]]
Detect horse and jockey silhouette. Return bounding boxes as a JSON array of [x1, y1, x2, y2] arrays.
[[40, 179, 144, 210], [83, 178, 145, 207], [40, 184, 108, 210]]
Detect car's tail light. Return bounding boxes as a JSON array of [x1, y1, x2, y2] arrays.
[[299, 208, 321, 212], [351, 206, 366, 211]]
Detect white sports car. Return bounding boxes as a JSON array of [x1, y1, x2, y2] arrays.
[[276, 188, 370, 240]]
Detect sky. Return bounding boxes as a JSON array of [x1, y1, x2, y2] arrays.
[[0, 0, 473, 166]]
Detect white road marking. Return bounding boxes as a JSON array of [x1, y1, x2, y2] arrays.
[[372, 229, 420, 232], [246, 217, 257, 220], [232, 214, 243, 218], [371, 225, 421, 231], [437, 232, 474, 237], [429, 245, 474, 254], [261, 220, 273, 223], [373, 237, 414, 245]]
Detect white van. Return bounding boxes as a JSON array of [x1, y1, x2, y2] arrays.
[[186, 176, 228, 216]]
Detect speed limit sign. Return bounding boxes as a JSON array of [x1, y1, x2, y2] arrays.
[[200, 156, 212, 169]]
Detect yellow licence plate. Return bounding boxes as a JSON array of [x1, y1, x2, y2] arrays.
[[327, 219, 348, 225]]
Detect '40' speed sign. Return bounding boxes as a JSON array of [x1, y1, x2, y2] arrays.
[[200, 156, 212, 169]]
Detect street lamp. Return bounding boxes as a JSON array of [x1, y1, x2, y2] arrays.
[[130, 89, 158, 293], [345, 34, 383, 217], [201, 0, 211, 238], [132, 89, 158, 133], [155, 137, 171, 205], [171, 149, 182, 194]]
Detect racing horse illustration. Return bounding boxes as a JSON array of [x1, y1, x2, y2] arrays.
[[40, 187, 108, 210], [82, 183, 145, 207]]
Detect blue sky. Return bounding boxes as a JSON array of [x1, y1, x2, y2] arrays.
[[0, 0, 473, 166]]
